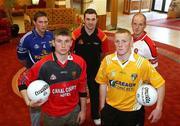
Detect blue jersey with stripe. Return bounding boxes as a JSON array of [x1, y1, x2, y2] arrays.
[[17, 28, 53, 68]]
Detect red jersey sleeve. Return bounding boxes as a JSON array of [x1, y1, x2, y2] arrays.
[[97, 28, 109, 54], [71, 27, 82, 52], [144, 36, 157, 58], [75, 55, 87, 93], [18, 59, 44, 91]]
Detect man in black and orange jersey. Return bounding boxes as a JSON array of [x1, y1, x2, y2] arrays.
[[18, 29, 87, 126], [132, 13, 158, 68], [96, 28, 165, 126], [72, 8, 109, 125]]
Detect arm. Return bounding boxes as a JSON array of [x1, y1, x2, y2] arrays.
[[20, 89, 47, 107], [17, 36, 29, 67], [18, 59, 28, 67], [77, 96, 87, 124], [76, 58, 87, 124], [20, 89, 30, 106], [18, 61, 46, 107], [99, 84, 107, 111], [148, 84, 165, 123]]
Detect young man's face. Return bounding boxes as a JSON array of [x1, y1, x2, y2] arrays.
[[84, 13, 97, 31], [132, 15, 146, 37], [33, 16, 48, 34], [53, 35, 72, 55], [114, 33, 132, 56]]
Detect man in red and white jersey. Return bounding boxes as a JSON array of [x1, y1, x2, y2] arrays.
[[132, 13, 158, 68]]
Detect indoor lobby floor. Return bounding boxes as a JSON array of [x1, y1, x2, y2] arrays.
[[12, 11, 180, 48]]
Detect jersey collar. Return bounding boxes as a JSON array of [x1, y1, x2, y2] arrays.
[[52, 52, 73, 63], [112, 50, 136, 62], [133, 31, 147, 42], [32, 28, 47, 38]]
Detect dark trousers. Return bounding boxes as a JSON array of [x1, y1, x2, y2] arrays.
[[43, 105, 80, 126], [87, 75, 100, 119], [101, 103, 145, 126]]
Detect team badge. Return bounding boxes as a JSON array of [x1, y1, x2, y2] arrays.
[[72, 71, 77, 79], [134, 48, 138, 54], [78, 39, 84, 45], [131, 73, 137, 82]]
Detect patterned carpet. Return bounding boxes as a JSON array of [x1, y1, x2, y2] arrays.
[[147, 18, 180, 31]]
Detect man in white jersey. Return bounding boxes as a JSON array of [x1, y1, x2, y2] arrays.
[[132, 13, 158, 68]]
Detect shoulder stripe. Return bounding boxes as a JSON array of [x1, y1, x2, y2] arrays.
[[19, 31, 33, 45], [144, 36, 157, 58], [72, 27, 81, 40], [97, 28, 107, 42], [136, 56, 144, 69]]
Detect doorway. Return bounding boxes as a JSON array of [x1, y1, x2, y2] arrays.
[[152, 0, 171, 12]]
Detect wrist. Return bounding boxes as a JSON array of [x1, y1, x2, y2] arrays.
[[26, 100, 31, 107], [155, 105, 163, 111]]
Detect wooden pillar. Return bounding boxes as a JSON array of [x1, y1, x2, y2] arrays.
[[111, 0, 118, 29], [98, 15, 106, 30]]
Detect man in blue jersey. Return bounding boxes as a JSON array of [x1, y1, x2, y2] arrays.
[[16, 11, 53, 126], [17, 11, 53, 69]]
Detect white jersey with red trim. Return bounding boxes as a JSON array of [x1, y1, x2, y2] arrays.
[[133, 32, 158, 67]]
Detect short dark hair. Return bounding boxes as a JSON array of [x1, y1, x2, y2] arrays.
[[53, 28, 72, 39], [84, 8, 97, 18], [33, 11, 47, 21]]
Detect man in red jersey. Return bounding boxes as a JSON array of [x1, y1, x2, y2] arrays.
[[18, 28, 87, 126], [132, 13, 158, 68], [72, 8, 109, 126]]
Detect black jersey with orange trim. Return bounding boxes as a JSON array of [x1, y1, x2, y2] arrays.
[[18, 53, 87, 116], [72, 26, 108, 76]]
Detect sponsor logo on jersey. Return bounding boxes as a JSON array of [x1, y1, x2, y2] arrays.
[[50, 74, 57, 80], [109, 80, 136, 91], [111, 71, 116, 77], [93, 42, 100, 45], [52, 85, 77, 97], [34, 44, 40, 49], [60, 71, 68, 74], [43, 44, 46, 49]]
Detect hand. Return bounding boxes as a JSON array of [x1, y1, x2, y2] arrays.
[[77, 111, 86, 125], [148, 107, 162, 123], [29, 98, 48, 107]]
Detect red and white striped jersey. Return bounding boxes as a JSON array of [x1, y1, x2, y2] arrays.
[[132, 31, 158, 68]]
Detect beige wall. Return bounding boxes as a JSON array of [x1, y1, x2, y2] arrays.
[[83, 0, 107, 15], [45, 0, 124, 15]]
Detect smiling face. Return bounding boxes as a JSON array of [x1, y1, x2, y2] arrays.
[[84, 13, 97, 31], [114, 32, 132, 57]]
